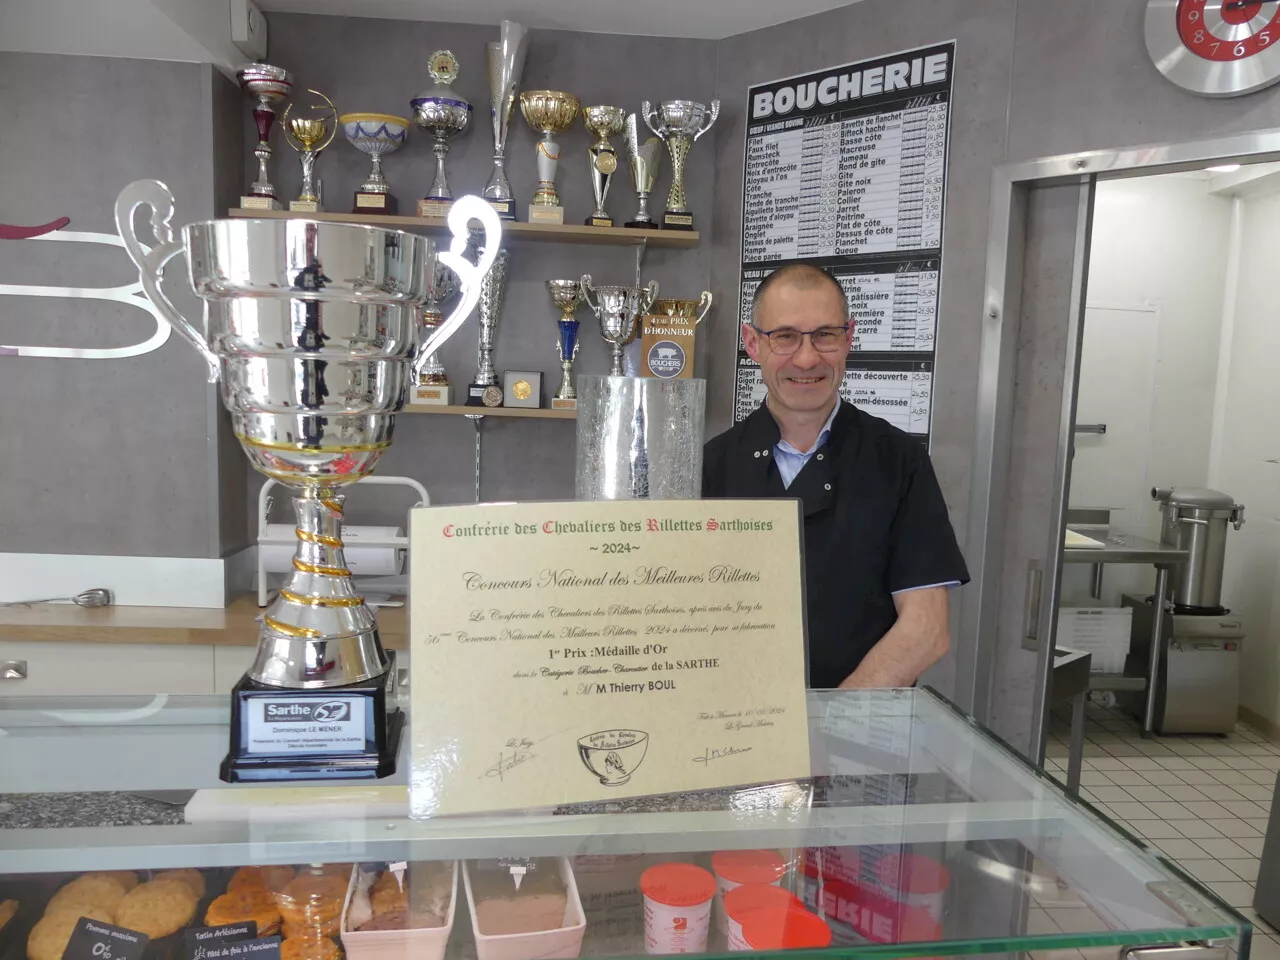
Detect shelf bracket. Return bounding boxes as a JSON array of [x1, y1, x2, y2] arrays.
[[464, 413, 484, 502], [634, 238, 647, 289]]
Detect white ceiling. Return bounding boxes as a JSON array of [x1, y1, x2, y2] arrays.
[[257, 0, 863, 40]]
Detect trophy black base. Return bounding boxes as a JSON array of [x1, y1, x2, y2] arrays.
[[354, 192, 398, 214], [625, 218, 657, 230], [487, 199, 517, 221], [585, 215, 614, 228], [220, 655, 403, 783], [661, 211, 695, 231]]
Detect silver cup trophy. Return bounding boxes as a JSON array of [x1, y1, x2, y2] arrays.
[[237, 63, 293, 210], [410, 50, 472, 217], [484, 19, 529, 220], [624, 113, 662, 229], [467, 248, 510, 407], [580, 274, 658, 376], [642, 99, 719, 230], [115, 180, 500, 780], [410, 262, 460, 405], [547, 279, 582, 409], [582, 105, 626, 227]]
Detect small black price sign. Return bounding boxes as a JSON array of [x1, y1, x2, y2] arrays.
[[62, 917, 149, 960], [187, 936, 281, 960], [183, 923, 257, 960]]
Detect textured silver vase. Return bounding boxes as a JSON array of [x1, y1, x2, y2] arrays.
[[115, 180, 500, 688], [575, 376, 706, 500]]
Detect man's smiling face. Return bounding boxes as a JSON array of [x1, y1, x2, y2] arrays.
[[743, 278, 851, 417]]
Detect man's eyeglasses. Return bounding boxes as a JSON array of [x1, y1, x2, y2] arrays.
[[749, 324, 850, 356]]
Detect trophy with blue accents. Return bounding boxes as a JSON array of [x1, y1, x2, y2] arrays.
[[547, 279, 582, 410]]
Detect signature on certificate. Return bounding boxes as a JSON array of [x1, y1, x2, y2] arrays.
[[692, 744, 754, 766], [481, 748, 538, 781]]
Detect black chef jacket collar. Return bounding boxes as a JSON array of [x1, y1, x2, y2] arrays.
[[734, 400, 846, 518]]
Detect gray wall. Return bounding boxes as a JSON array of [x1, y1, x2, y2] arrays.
[[257, 14, 718, 518], [0, 54, 246, 559]]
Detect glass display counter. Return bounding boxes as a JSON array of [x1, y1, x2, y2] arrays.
[[0, 689, 1249, 960]]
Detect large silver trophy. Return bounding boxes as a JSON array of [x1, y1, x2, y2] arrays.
[[467, 248, 510, 407], [115, 180, 499, 780], [410, 50, 472, 217], [624, 113, 662, 229], [580, 275, 658, 376], [642, 99, 719, 231], [484, 19, 529, 220], [575, 376, 706, 500]]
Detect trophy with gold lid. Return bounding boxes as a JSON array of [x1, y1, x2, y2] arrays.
[[115, 179, 501, 780], [283, 88, 338, 212]]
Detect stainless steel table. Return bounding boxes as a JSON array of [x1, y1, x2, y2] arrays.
[[1062, 528, 1189, 736]]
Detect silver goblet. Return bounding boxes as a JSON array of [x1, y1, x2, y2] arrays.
[[410, 50, 471, 213], [580, 274, 659, 376], [413, 261, 460, 393], [642, 98, 719, 230], [237, 62, 292, 207]]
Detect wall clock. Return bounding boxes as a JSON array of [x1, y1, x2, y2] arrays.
[[1146, 0, 1280, 96]]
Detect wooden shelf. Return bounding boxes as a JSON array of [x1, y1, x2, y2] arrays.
[[401, 404, 576, 420], [228, 209, 698, 248]]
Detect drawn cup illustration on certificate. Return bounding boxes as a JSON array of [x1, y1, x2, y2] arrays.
[[577, 729, 649, 786]]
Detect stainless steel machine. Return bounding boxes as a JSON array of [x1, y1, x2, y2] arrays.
[[1121, 487, 1245, 735]]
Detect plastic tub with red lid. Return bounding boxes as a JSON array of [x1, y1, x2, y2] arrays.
[[740, 907, 833, 952], [874, 853, 950, 922], [723, 883, 805, 950], [640, 863, 716, 955], [710, 850, 787, 935]]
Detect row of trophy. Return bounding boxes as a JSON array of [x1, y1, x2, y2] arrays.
[[236, 20, 719, 229], [411, 259, 711, 410]]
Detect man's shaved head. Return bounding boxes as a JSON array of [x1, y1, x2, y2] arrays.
[[751, 264, 848, 326]]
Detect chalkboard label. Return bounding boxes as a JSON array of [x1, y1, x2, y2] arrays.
[[62, 917, 149, 960], [186, 936, 281, 960], [184, 924, 257, 959]]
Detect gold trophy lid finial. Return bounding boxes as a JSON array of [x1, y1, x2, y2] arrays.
[[428, 50, 460, 86]]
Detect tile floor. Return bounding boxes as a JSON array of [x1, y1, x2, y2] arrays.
[[1042, 699, 1280, 957]]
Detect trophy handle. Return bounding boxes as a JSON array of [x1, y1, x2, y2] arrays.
[[280, 102, 301, 152], [424, 195, 502, 362], [641, 279, 659, 314], [695, 290, 713, 325], [311, 90, 339, 153], [694, 100, 720, 142], [579, 274, 598, 312], [114, 179, 220, 383], [641, 101, 660, 138]]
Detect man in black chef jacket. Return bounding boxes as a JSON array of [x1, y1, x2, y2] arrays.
[[703, 264, 969, 689]]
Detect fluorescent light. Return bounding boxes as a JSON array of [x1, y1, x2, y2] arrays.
[[1207, 164, 1242, 173]]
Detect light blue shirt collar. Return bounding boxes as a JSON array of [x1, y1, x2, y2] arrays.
[[773, 400, 840, 489]]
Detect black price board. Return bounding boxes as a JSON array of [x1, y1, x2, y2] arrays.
[[185, 936, 280, 960], [183, 924, 257, 960], [62, 917, 149, 960]]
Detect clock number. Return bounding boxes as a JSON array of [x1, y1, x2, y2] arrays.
[[1235, 42, 1247, 57], [1195, 29, 1205, 43], [1188, 8, 1199, 21], [1211, 40, 1221, 54], [1262, 30, 1273, 46]]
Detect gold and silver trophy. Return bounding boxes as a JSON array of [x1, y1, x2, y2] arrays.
[[410, 262, 460, 405], [410, 50, 472, 218], [283, 88, 338, 212], [237, 63, 293, 210], [467, 248, 510, 407], [624, 112, 662, 229], [580, 275, 659, 376], [484, 19, 529, 220], [547, 279, 583, 410], [519, 91, 580, 224], [582, 105, 626, 227], [339, 113, 410, 214], [115, 179, 500, 780], [642, 99, 719, 230]]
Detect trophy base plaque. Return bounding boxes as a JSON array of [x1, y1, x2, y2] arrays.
[[624, 218, 656, 230], [585, 215, 614, 228], [241, 195, 282, 211], [290, 199, 323, 213], [661, 211, 695, 230], [552, 397, 578, 411], [487, 199, 517, 221], [418, 198, 454, 218], [220, 653, 403, 783], [411, 383, 452, 405], [528, 205, 565, 225], [355, 192, 398, 214]]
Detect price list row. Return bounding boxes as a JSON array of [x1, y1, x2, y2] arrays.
[[738, 266, 938, 353], [734, 364, 932, 435], [742, 100, 947, 263]]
